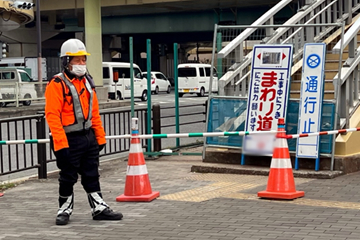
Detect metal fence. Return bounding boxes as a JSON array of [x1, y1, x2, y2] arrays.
[[0, 103, 206, 179], [0, 114, 40, 176], [152, 103, 207, 151]]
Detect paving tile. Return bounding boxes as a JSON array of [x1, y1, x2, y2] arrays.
[[2, 157, 360, 239]]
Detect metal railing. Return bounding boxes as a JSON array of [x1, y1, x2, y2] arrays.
[[0, 114, 41, 176], [332, 15, 360, 129], [0, 103, 206, 178], [0, 106, 148, 178], [215, 0, 360, 97], [99, 107, 148, 156], [152, 103, 207, 151]]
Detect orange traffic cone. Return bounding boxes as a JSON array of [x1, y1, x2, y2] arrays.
[[257, 118, 304, 200], [116, 118, 160, 202]]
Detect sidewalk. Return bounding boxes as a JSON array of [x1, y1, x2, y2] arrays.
[[1, 147, 360, 240]]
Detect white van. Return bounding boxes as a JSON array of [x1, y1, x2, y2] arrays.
[[102, 62, 148, 101], [0, 67, 37, 107], [177, 63, 218, 97]]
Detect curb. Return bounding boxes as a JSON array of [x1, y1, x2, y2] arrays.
[[191, 164, 344, 179]]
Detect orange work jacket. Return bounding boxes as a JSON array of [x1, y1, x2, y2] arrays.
[[45, 72, 106, 151]]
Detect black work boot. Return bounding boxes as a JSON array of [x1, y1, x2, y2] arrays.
[[93, 208, 123, 221], [56, 194, 74, 225], [56, 212, 70, 225], [87, 192, 123, 220]]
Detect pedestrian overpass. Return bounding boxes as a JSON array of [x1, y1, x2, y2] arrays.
[[204, 0, 360, 173]]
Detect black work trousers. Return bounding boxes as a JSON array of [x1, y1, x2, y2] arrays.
[[51, 129, 101, 197]]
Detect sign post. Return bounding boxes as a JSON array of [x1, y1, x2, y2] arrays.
[[295, 43, 326, 171], [242, 44, 293, 164]]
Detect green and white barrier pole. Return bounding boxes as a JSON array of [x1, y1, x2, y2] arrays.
[[130, 36, 134, 118], [174, 43, 180, 148], [146, 39, 152, 153], [0, 130, 277, 145], [136, 130, 277, 139]]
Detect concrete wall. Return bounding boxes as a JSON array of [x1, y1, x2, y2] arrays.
[[335, 105, 360, 156], [8, 43, 37, 57], [40, 0, 205, 10]]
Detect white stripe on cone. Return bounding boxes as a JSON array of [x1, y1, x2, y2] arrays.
[[129, 141, 142, 153], [270, 137, 292, 168], [127, 165, 148, 176], [270, 158, 293, 168], [274, 138, 288, 148]]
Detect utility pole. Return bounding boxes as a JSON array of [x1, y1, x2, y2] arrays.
[[36, 0, 42, 96]]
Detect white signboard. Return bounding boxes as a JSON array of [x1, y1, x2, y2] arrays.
[[243, 45, 293, 155], [296, 43, 326, 158]]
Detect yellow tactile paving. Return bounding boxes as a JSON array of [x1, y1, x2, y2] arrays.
[[159, 173, 360, 210], [160, 173, 313, 202], [226, 193, 360, 210], [185, 173, 313, 185], [184, 174, 269, 183], [159, 182, 262, 202]]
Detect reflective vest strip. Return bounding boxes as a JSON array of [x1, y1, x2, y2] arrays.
[[57, 73, 93, 133]]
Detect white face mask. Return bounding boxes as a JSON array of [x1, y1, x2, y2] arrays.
[[70, 64, 87, 77]]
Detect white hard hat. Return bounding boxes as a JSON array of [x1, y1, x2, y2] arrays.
[[60, 39, 90, 57]]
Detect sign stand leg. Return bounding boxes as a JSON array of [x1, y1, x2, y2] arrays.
[[315, 158, 320, 171], [241, 154, 245, 165], [295, 157, 299, 170]]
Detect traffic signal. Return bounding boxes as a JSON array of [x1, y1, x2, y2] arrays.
[[0, 42, 8, 58], [13, 1, 35, 9], [158, 44, 162, 56], [158, 44, 165, 56]]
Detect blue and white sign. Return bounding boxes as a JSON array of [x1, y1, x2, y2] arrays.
[[296, 43, 326, 158], [243, 44, 293, 155]]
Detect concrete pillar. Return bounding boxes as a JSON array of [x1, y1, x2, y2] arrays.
[[84, 0, 102, 87], [84, 0, 108, 101]]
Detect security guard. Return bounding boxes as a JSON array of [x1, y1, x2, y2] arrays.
[[45, 39, 123, 225]]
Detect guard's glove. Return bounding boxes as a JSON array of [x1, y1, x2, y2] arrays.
[[55, 148, 70, 160], [99, 144, 106, 152]]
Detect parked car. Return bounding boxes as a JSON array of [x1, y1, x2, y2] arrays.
[[102, 62, 148, 101], [0, 67, 37, 107], [177, 63, 218, 97], [142, 71, 172, 94]]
